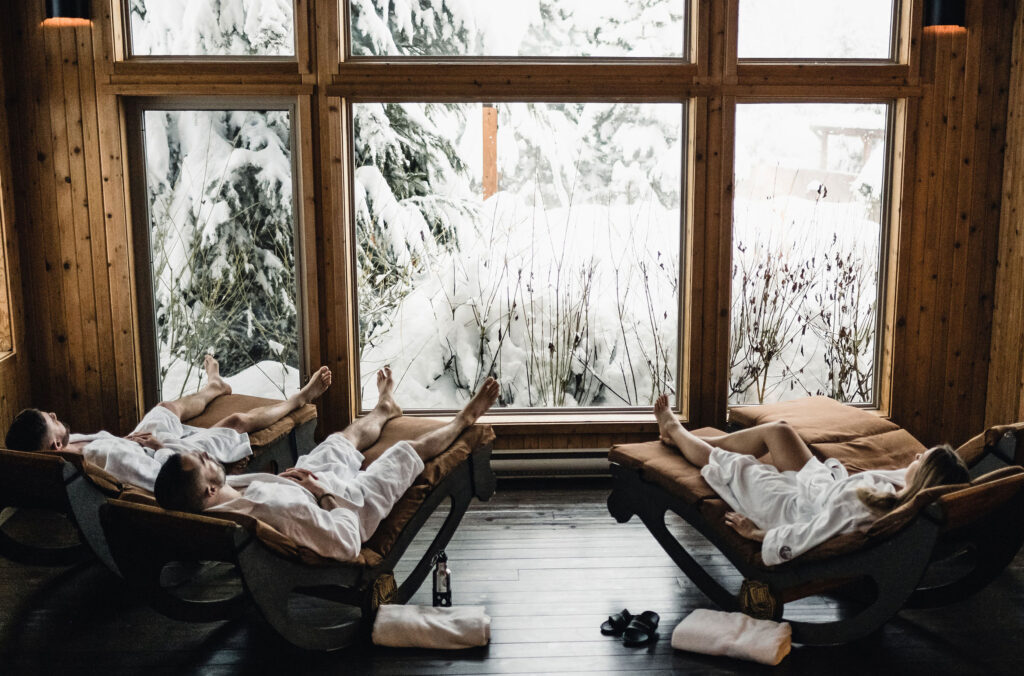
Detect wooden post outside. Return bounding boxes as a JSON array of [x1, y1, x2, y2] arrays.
[[482, 104, 498, 199]]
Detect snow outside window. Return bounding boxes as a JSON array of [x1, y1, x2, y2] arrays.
[[354, 102, 683, 411], [730, 102, 890, 406], [142, 109, 300, 401], [349, 0, 688, 58], [738, 0, 896, 60], [128, 0, 295, 57]]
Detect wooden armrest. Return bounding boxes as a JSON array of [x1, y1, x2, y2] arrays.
[[101, 499, 250, 563], [928, 472, 1024, 531], [0, 448, 76, 509]]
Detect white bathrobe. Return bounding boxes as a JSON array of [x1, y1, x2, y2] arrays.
[[74, 405, 252, 492], [207, 433, 424, 562], [701, 448, 906, 565]]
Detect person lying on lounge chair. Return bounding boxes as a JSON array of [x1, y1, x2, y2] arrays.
[[153, 370, 500, 562], [653, 395, 970, 565], [3, 356, 332, 492]]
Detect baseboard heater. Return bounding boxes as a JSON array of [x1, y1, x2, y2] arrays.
[[491, 448, 611, 478]]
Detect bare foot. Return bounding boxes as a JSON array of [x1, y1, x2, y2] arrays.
[[296, 366, 332, 406], [204, 355, 231, 395], [374, 367, 403, 420], [457, 377, 500, 425], [654, 394, 680, 447]]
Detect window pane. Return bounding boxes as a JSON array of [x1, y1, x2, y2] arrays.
[[731, 103, 889, 405], [738, 0, 895, 60], [142, 110, 300, 400], [349, 0, 687, 58], [353, 102, 683, 411], [128, 0, 295, 56]]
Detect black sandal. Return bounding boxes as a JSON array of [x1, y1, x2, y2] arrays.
[[600, 609, 633, 636], [622, 610, 660, 646]]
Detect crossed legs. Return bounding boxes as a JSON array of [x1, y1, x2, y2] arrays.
[[653, 394, 813, 472], [158, 356, 333, 434], [339, 370, 500, 462]]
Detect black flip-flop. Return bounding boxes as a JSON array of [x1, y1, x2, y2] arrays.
[[600, 609, 633, 636], [622, 610, 660, 646]]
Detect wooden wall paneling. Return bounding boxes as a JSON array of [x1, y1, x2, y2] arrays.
[[950, 6, 998, 435], [75, 22, 119, 431], [43, 22, 90, 413], [988, 3, 1024, 426], [16, 5, 72, 421], [975, 0, 1017, 429], [59, 27, 106, 420], [925, 28, 967, 442]]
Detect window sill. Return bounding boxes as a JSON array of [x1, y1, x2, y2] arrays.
[[409, 410, 661, 435]]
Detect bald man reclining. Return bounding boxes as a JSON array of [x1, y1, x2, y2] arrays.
[[154, 370, 500, 562]]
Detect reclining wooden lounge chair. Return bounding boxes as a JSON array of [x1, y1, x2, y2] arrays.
[[98, 416, 496, 651], [0, 394, 317, 568], [606, 398, 1024, 645]]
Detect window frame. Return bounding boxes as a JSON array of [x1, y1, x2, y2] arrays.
[[106, 0, 926, 431], [345, 99, 690, 416], [728, 97, 899, 410], [124, 96, 314, 409]]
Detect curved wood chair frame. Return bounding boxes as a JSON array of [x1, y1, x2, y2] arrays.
[[0, 416, 317, 569], [607, 435, 1024, 645], [99, 443, 495, 651], [0, 449, 117, 568]]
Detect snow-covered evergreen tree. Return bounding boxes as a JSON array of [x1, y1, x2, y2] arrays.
[[147, 110, 298, 397], [130, 0, 294, 56]]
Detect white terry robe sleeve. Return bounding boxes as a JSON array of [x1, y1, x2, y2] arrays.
[[760, 498, 864, 566]]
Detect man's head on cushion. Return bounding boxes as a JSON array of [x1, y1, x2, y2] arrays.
[[154, 451, 225, 512], [5, 408, 70, 452]]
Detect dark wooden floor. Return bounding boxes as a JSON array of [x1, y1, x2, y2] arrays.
[[2, 480, 1023, 675]]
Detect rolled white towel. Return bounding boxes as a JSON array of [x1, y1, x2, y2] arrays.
[[372, 605, 491, 649], [671, 608, 791, 665]]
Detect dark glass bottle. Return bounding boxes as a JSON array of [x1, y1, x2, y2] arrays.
[[432, 550, 452, 607]]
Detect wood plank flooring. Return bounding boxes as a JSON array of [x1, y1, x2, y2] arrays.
[[1, 480, 1023, 675]]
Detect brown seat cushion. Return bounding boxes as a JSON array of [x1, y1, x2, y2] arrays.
[[729, 396, 899, 444], [610, 439, 719, 505], [730, 396, 924, 471], [811, 428, 926, 472], [183, 394, 317, 448]]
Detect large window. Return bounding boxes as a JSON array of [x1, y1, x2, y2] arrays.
[[349, 0, 689, 58], [138, 107, 301, 401], [730, 103, 890, 405], [738, 0, 897, 60], [353, 102, 683, 411], [117, 0, 907, 424], [127, 0, 295, 56]]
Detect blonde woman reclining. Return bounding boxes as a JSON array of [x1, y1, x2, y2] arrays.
[[652, 395, 969, 565]]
